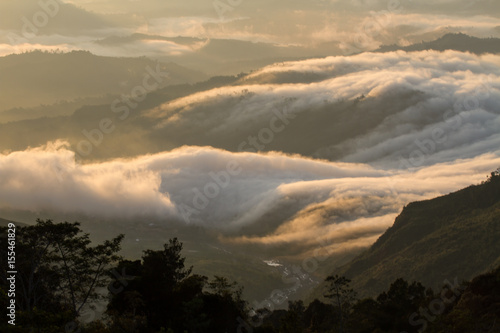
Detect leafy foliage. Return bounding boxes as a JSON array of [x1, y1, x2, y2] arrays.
[[106, 238, 248, 332], [0, 219, 123, 331], [324, 275, 357, 333]]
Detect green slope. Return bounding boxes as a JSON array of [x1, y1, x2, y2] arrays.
[[428, 264, 500, 332], [313, 173, 500, 299]]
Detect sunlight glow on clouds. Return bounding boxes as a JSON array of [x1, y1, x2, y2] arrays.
[[144, 50, 500, 167], [1, 1, 499, 57], [0, 43, 76, 57], [1, 142, 499, 257]]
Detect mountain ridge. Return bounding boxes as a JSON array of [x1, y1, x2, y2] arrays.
[[312, 172, 500, 299], [0, 50, 207, 113], [376, 32, 500, 54]]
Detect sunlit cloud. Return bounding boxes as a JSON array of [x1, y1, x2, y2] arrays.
[[1, 142, 498, 259], [0, 42, 77, 56], [142, 51, 500, 168]]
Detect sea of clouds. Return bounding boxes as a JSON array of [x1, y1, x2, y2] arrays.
[[1, 50, 500, 258], [1, 142, 499, 257]]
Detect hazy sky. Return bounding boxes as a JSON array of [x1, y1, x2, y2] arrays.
[[1, 0, 499, 57]]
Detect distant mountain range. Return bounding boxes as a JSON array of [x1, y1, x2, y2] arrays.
[[312, 173, 500, 299], [376, 33, 500, 54], [0, 50, 207, 113], [1, 39, 499, 165], [0, 1, 110, 34], [2, 33, 497, 120], [96, 33, 339, 75]]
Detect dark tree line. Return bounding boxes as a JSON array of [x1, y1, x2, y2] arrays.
[[0, 220, 247, 333], [0, 219, 123, 332], [1, 219, 499, 333], [255, 271, 499, 333], [104, 238, 246, 332]]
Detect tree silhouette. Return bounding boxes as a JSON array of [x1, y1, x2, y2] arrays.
[[279, 300, 305, 333], [107, 237, 193, 330], [207, 275, 242, 300], [0, 219, 123, 330], [324, 274, 357, 333]]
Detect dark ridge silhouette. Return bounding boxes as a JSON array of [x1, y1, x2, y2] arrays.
[[376, 33, 500, 54]]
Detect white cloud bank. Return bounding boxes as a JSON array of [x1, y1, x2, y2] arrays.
[[1, 50, 499, 258], [1, 142, 498, 255], [146, 50, 500, 168]]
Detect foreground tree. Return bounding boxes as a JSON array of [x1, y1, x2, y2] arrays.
[[374, 278, 427, 332], [279, 300, 305, 333], [107, 239, 248, 332], [107, 237, 193, 330], [324, 275, 357, 333], [0, 219, 123, 330], [204, 275, 247, 332]]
